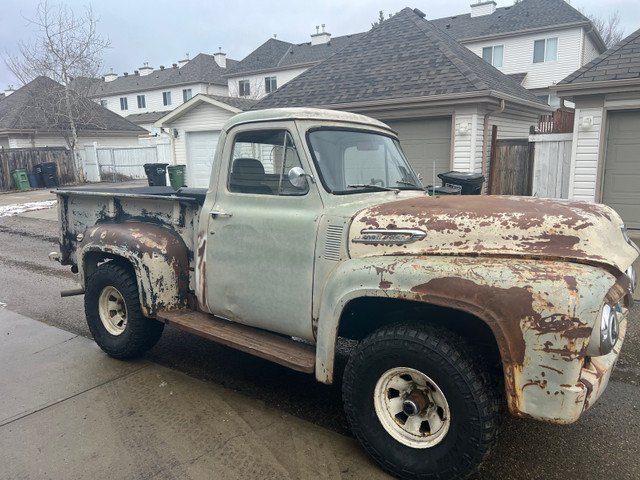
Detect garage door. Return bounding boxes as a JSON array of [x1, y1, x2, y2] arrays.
[[603, 111, 640, 229], [186, 130, 220, 188], [386, 117, 452, 186]]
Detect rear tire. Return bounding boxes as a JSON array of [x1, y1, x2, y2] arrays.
[[343, 322, 499, 480], [85, 262, 163, 359]]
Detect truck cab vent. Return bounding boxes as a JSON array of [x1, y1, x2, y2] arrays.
[[324, 224, 344, 262]]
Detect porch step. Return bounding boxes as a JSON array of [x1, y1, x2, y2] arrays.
[[155, 310, 316, 374]]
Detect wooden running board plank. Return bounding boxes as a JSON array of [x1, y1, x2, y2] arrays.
[[156, 310, 315, 374]]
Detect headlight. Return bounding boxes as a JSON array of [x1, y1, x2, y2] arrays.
[[599, 303, 620, 355], [621, 224, 630, 244]]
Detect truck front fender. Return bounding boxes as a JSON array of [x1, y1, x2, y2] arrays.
[[315, 256, 617, 422], [79, 223, 189, 317]]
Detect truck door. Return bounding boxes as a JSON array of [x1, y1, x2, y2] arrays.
[[205, 125, 323, 341]]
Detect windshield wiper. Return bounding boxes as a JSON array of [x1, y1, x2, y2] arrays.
[[347, 184, 400, 194], [395, 180, 423, 189]]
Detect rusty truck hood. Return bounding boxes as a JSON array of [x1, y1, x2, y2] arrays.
[[349, 195, 638, 272]]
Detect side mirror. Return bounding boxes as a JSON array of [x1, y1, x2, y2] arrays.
[[288, 167, 310, 190]]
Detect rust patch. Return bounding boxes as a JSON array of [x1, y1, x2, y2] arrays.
[[410, 277, 536, 366]]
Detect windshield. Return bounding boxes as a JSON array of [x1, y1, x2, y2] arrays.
[[307, 128, 423, 194]]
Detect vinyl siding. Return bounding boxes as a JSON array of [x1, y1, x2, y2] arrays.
[[569, 107, 603, 201], [165, 103, 237, 165], [583, 35, 601, 64], [228, 67, 308, 99], [97, 82, 227, 116], [7, 134, 140, 149], [465, 27, 586, 90]]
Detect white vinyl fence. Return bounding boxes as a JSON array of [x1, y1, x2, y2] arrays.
[[529, 133, 573, 199], [83, 142, 172, 183]]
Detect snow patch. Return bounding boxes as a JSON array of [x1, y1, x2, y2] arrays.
[[0, 200, 57, 218]]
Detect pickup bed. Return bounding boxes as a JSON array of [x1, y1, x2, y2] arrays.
[[52, 108, 639, 480]]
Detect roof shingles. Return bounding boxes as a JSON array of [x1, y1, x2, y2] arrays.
[[89, 53, 238, 97], [255, 8, 546, 110], [431, 0, 592, 41], [0, 76, 146, 133], [558, 28, 640, 85]]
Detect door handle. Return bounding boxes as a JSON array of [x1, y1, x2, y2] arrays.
[[211, 210, 233, 218]]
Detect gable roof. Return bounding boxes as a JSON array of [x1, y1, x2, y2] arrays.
[[254, 8, 548, 111], [556, 28, 640, 91], [0, 76, 146, 133], [431, 0, 604, 50], [154, 93, 257, 127], [89, 53, 239, 97], [225, 33, 365, 76]]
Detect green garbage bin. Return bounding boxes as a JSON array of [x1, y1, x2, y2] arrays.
[[11, 169, 31, 190], [167, 165, 186, 191]]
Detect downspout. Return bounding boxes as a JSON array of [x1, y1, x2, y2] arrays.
[[481, 99, 505, 194]]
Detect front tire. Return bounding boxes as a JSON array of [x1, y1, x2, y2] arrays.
[[343, 323, 499, 480], [85, 262, 163, 359]]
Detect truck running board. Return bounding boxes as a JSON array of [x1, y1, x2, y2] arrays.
[[155, 310, 316, 374]]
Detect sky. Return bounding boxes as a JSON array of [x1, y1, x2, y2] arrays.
[[1, 0, 639, 90]]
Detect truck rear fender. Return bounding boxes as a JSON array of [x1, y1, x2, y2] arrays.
[[79, 223, 189, 316], [315, 256, 615, 421]]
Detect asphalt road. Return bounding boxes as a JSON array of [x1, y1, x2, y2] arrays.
[[0, 214, 639, 480]]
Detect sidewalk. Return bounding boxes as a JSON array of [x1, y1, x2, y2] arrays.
[[0, 308, 388, 480]]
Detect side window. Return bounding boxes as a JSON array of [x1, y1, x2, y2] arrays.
[[228, 129, 309, 196]]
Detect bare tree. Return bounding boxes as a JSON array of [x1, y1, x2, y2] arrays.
[[587, 11, 625, 49], [3, 0, 110, 181]]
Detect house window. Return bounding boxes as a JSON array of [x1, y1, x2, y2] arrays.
[[533, 38, 558, 63], [163, 91, 172, 106], [182, 88, 192, 103], [120, 97, 128, 110], [137, 95, 146, 109], [265, 76, 277, 93], [537, 94, 562, 109], [100, 100, 108, 108], [239, 80, 250, 97], [482, 45, 503, 68]]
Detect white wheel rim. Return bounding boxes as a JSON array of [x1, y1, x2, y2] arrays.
[[98, 286, 128, 336], [373, 367, 451, 449]]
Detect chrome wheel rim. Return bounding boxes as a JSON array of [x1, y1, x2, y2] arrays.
[[373, 367, 451, 448], [98, 286, 128, 336]]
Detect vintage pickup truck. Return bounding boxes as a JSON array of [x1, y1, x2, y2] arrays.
[[51, 108, 638, 479]]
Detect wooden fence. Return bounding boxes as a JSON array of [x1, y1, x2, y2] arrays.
[[488, 137, 534, 196], [0, 147, 75, 192], [538, 109, 575, 134]]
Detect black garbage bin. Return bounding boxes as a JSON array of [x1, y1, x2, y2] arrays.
[[36, 162, 59, 188], [426, 185, 462, 196], [143, 163, 168, 186], [437, 171, 485, 195]]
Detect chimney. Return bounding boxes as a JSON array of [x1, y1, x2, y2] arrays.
[[214, 47, 227, 68], [178, 53, 190, 68], [4, 85, 15, 96], [311, 24, 331, 46], [139, 62, 153, 76], [160, 65, 165, 70], [123, 72, 129, 76], [471, 1, 497, 18], [104, 68, 117, 82]]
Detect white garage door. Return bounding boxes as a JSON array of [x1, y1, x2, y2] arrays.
[[603, 111, 640, 229], [186, 130, 220, 188], [386, 117, 452, 186]]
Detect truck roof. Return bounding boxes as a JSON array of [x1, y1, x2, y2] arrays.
[[222, 107, 394, 134]]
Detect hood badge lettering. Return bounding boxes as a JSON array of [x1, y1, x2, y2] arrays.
[[353, 229, 426, 245]]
